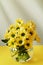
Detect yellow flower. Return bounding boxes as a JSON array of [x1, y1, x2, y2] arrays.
[[19, 29, 28, 39], [15, 18, 24, 26], [27, 28, 36, 41], [15, 24, 20, 30], [23, 23, 31, 33], [9, 24, 15, 29], [4, 28, 17, 39], [27, 20, 36, 30], [24, 40, 32, 49], [7, 38, 16, 47], [15, 37, 25, 46], [4, 30, 12, 39], [35, 34, 41, 43], [4, 19, 40, 49], [14, 24, 20, 34], [11, 28, 16, 36]]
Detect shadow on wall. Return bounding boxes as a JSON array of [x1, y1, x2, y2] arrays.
[[0, 3, 12, 46]]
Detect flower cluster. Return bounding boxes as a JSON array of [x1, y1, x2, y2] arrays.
[[2, 19, 40, 50], [2, 19, 40, 62]]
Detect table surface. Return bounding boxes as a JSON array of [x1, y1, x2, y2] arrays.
[[0, 45, 43, 65]]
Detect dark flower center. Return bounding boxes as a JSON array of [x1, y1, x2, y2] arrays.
[[26, 43, 30, 46], [12, 42, 14, 45], [16, 27, 20, 30], [8, 30, 10, 32], [30, 31, 33, 35], [21, 33, 25, 36], [25, 28, 27, 31], [18, 21, 21, 24], [11, 34, 15, 37], [19, 40, 23, 44], [26, 38, 29, 40]]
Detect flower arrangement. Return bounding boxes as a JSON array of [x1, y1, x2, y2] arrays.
[[2, 19, 40, 62]]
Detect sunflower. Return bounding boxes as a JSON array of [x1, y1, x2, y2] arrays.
[[35, 34, 41, 43], [7, 38, 16, 47], [23, 23, 29, 31], [27, 20, 36, 30], [3, 19, 40, 50], [15, 37, 25, 46], [4, 26, 15, 39], [24, 40, 32, 49], [4, 30, 12, 39], [9, 24, 15, 30], [15, 18, 24, 26], [19, 29, 28, 39], [27, 28, 36, 41]]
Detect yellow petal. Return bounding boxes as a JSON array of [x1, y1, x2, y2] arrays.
[[35, 34, 41, 43]]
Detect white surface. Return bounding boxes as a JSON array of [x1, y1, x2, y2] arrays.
[[0, 0, 43, 45]]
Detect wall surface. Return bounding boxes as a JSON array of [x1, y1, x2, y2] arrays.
[[0, 0, 43, 45]]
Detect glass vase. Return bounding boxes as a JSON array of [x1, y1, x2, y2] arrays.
[[10, 46, 33, 62]]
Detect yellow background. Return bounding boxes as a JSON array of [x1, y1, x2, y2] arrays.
[[0, 45, 43, 65]]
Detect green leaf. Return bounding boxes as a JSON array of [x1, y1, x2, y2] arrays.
[[1, 39, 9, 43]]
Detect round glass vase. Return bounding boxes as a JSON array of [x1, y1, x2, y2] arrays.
[[10, 46, 33, 62]]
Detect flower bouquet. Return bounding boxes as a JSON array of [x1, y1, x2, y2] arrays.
[[2, 19, 40, 62]]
